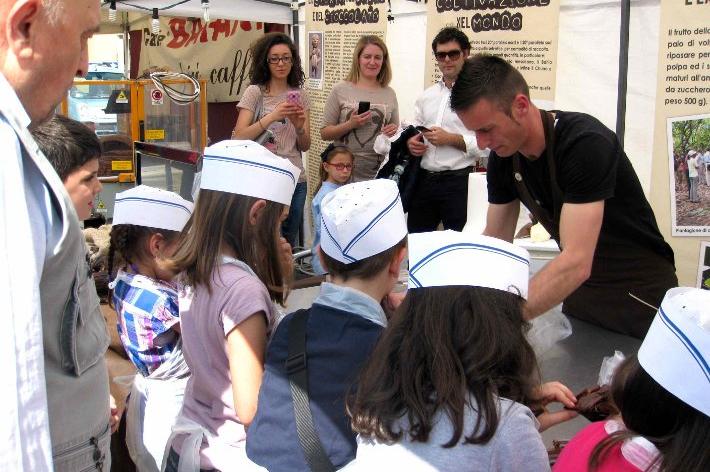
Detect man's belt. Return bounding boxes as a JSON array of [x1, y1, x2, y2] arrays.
[[421, 166, 473, 178]]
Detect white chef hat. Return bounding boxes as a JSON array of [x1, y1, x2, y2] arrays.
[[320, 179, 407, 264], [113, 185, 193, 232], [638, 287, 710, 417], [199, 140, 300, 205], [407, 231, 530, 299]]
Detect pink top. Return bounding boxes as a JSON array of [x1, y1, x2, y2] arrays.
[[177, 261, 276, 470], [553, 420, 659, 472]]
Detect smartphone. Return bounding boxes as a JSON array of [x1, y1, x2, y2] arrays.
[[287, 90, 301, 105], [416, 125, 431, 133], [357, 101, 370, 114]]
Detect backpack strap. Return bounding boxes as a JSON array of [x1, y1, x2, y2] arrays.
[[286, 309, 336, 472]]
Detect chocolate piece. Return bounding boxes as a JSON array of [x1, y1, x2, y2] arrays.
[[569, 385, 619, 422], [546, 439, 569, 466]]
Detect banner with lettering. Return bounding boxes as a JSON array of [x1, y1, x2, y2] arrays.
[[304, 0, 389, 196], [136, 17, 263, 102], [424, 0, 560, 104], [649, 1, 710, 285]]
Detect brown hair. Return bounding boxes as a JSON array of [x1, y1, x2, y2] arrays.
[[32, 114, 101, 181], [248, 32, 305, 89], [320, 237, 406, 282], [589, 355, 710, 472], [315, 145, 353, 193], [346, 35, 392, 87], [169, 189, 289, 304], [107, 224, 181, 306], [450, 54, 530, 115], [349, 286, 538, 447]]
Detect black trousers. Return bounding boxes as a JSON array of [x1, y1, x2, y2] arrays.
[[407, 168, 470, 233]]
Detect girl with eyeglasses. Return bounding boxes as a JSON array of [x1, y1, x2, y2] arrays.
[[311, 145, 354, 275], [321, 35, 399, 182], [233, 32, 310, 250]]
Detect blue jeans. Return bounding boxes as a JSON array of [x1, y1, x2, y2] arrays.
[[282, 181, 307, 248]]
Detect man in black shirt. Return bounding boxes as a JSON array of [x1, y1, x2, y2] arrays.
[[450, 54, 677, 338]]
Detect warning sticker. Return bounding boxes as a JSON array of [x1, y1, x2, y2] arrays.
[[151, 89, 164, 105], [115, 90, 129, 104], [145, 129, 165, 140], [111, 160, 133, 171]]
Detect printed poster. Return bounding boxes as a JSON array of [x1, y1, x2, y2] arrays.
[[424, 0, 560, 104], [136, 17, 263, 102], [649, 1, 710, 286], [666, 114, 710, 235]]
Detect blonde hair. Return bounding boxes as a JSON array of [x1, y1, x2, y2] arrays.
[[346, 35, 392, 87]]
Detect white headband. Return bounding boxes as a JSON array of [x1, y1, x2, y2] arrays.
[[320, 179, 407, 264], [113, 185, 193, 232], [408, 231, 530, 299], [200, 140, 300, 205]]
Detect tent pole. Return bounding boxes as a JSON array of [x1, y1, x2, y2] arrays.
[[291, 1, 299, 50], [616, 0, 630, 146]]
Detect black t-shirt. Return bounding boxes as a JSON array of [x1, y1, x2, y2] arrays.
[[487, 111, 675, 273]]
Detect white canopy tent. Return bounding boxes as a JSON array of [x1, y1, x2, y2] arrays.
[[105, 0, 294, 25]]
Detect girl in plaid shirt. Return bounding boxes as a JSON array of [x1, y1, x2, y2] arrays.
[[108, 185, 194, 472]]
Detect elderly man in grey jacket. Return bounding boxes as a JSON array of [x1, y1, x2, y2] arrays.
[[0, 1, 109, 471]]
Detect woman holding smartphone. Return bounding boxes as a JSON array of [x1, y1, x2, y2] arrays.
[[233, 32, 310, 248], [321, 35, 399, 182]]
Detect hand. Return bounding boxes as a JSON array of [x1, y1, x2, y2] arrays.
[[381, 123, 398, 138], [285, 105, 307, 131], [279, 237, 294, 276], [530, 381, 578, 432], [407, 133, 428, 156], [348, 110, 372, 130], [109, 393, 120, 434], [381, 291, 407, 319], [268, 101, 300, 123], [422, 126, 452, 146]]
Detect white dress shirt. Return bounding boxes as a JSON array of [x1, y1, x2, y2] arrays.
[[412, 81, 487, 172], [0, 72, 53, 471]]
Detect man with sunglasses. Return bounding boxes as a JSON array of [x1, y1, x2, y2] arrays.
[[450, 54, 677, 339], [405, 27, 487, 233]]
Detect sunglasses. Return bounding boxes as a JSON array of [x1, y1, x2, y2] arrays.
[[326, 163, 353, 171], [434, 50, 463, 61], [267, 56, 292, 64]]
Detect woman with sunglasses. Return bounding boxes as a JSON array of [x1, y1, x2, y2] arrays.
[[321, 35, 399, 182], [233, 32, 310, 249]]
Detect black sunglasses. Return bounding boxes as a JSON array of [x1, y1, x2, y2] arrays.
[[434, 50, 463, 61]]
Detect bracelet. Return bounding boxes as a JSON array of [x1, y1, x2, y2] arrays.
[[258, 118, 266, 131]]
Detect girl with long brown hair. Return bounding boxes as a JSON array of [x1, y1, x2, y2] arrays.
[[163, 141, 299, 472], [345, 232, 576, 471]]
